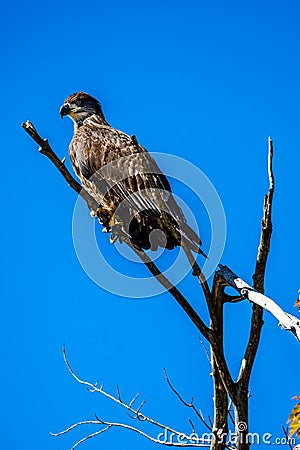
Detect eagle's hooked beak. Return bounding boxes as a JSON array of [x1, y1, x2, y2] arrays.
[[60, 103, 71, 118]]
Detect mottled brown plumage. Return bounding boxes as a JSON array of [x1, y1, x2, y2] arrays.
[[60, 92, 204, 253]]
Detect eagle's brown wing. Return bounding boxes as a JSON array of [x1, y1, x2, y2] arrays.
[[69, 115, 202, 251]]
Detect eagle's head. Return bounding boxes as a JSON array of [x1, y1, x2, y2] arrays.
[[60, 92, 105, 125]]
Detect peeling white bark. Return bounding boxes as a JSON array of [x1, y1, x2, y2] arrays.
[[219, 265, 300, 341]]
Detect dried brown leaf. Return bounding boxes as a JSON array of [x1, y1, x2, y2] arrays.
[[295, 291, 300, 311], [288, 401, 300, 438]]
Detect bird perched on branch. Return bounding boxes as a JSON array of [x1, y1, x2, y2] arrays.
[[60, 92, 205, 255]]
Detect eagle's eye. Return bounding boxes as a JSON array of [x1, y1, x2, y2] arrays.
[[74, 99, 83, 107]]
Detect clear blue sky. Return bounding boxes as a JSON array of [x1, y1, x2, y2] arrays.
[[2, 0, 300, 448]]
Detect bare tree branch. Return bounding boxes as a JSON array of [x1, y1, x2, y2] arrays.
[[253, 137, 275, 293], [62, 346, 198, 437], [239, 136, 275, 390], [71, 428, 112, 450], [54, 348, 238, 449], [50, 419, 103, 436], [58, 346, 216, 448], [51, 422, 112, 450]]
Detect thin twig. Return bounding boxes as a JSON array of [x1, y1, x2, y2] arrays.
[[198, 338, 211, 365], [136, 398, 147, 415], [227, 400, 235, 427], [116, 384, 122, 402], [182, 244, 212, 305], [282, 426, 294, 450], [189, 419, 196, 434], [163, 369, 212, 431], [128, 392, 140, 408]]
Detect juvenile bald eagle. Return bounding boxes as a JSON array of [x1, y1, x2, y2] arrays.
[[60, 92, 205, 254]]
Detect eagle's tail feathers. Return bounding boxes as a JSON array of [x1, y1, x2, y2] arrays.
[[176, 221, 207, 258], [179, 233, 208, 258]]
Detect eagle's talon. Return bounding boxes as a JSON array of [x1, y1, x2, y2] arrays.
[[110, 234, 118, 244]]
